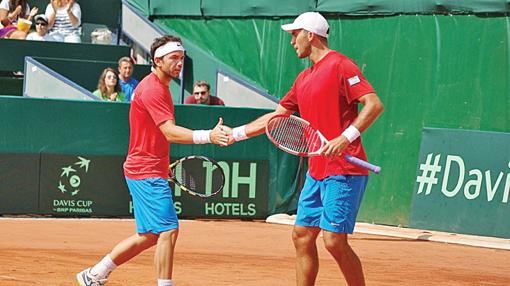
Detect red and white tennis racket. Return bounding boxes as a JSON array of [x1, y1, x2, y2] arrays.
[[265, 114, 381, 174]]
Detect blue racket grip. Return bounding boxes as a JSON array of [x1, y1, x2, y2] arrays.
[[344, 154, 381, 174]]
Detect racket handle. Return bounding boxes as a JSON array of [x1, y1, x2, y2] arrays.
[[344, 154, 381, 174]]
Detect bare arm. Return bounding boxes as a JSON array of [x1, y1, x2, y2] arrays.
[[47, 1, 57, 27], [0, 8, 8, 25], [159, 117, 228, 146], [351, 93, 384, 133], [224, 104, 293, 144], [159, 120, 195, 144], [66, 0, 79, 27], [321, 92, 384, 157], [9, 5, 21, 20], [27, 7, 38, 21], [245, 104, 293, 137]]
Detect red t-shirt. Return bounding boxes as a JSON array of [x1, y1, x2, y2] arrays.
[[183, 95, 225, 106], [280, 51, 375, 179], [123, 72, 175, 179]]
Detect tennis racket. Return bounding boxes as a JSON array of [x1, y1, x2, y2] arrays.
[[265, 114, 381, 174], [168, 155, 225, 198]]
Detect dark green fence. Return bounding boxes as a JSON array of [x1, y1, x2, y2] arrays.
[[127, 0, 510, 16], [34, 57, 151, 92], [0, 39, 130, 72], [29, 0, 121, 28], [152, 14, 510, 227], [0, 96, 301, 218]]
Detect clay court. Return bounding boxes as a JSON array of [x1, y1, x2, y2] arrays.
[[0, 218, 509, 286]]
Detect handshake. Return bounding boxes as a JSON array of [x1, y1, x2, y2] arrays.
[[200, 117, 246, 147]]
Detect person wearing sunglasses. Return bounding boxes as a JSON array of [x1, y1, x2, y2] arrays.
[[26, 14, 55, 41], [184, 80, 225, 106]]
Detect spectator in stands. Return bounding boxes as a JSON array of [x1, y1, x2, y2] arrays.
[[117, 57, 139, 102], [93, 67, 126, 102], [45, 0, 81, 43], [0, 0, 37, 39], [26, 14, 55, 41], [184, 80, 225, 106]]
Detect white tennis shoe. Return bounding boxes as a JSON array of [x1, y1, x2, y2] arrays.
[[76, 268, 108, 286]]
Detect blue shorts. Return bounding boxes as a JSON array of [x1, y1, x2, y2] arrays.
[[125, 177, 179, 234], [295, 173, 368, 234]]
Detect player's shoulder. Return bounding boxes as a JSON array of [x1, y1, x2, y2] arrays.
[[327, 50, 354, 65], [135, 75, 165, 98], [139, 73, 165, 90]]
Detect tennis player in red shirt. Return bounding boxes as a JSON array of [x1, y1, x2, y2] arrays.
[[77, 35, 228, 286], [226, 12, 384, 286]]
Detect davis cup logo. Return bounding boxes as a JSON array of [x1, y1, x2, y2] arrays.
[[57, 156, 90, 197]]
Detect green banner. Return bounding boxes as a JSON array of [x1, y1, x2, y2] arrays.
[[0, 153, 40, 213], [164, 158, 269, 219], [410, 128, 510, 238], [39, 154, 130, 216], [36, 153, 269, 219]]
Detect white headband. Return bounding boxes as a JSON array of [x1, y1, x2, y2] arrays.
[[154, 41, 185, 58]]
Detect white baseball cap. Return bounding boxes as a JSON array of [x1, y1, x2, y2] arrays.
[[34, 14, 49, 24], [281, 12, 329, 38]]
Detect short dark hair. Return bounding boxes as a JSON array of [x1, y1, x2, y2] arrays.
[[150, 35, 182, 68], [193, 80, 210, 92]]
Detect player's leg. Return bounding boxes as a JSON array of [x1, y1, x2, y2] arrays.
[[119, 176, 178, 267], [136, 177, 180, 285], [293, 173, 323, 286], [155, 228, 179, 281], [77, 233, 159, 285], [323, 231, 364, 286], [292, 225, 321, 286], [110, 232, 159, 265], [319, 175, 368, 286]]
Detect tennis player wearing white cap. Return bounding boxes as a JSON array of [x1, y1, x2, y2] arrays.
[[76, 35, 228, 286], [225, 12, 384, 286]]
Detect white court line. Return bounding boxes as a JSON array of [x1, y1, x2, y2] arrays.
[[265, 214, 510, 251], [2, 216, 509, 250]]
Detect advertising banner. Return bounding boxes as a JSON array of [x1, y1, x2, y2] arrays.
[[167, 158, 269, 219], [410, 128, 510, 238], [37, 154, 269, 219], [0, 153, 40, 213], [39, 154, 130, 216]]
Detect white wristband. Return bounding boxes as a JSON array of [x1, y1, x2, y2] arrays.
[[192, 130, 211, 144], [341, 125, 361, 143], [232, 125, 248, 142]]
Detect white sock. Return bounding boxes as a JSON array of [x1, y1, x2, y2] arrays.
[[158, 279, 173, 286], [90, 254, 117, 279]]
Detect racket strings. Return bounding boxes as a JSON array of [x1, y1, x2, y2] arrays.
[[269, 117, 322, 153], [171, 157, 225, 197], [179, 167, 197, 190]]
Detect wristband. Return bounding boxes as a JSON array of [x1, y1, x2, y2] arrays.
[[232, 125, 248, 142], [192, 130, 211, 144], [341, 125, 360, 143]]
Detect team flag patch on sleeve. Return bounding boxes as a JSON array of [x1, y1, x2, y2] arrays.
[[348, 75, 361, 86]]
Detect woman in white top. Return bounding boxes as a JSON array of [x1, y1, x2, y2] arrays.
[[0, 0, 37, 39], [45, 0, 81, 43]]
